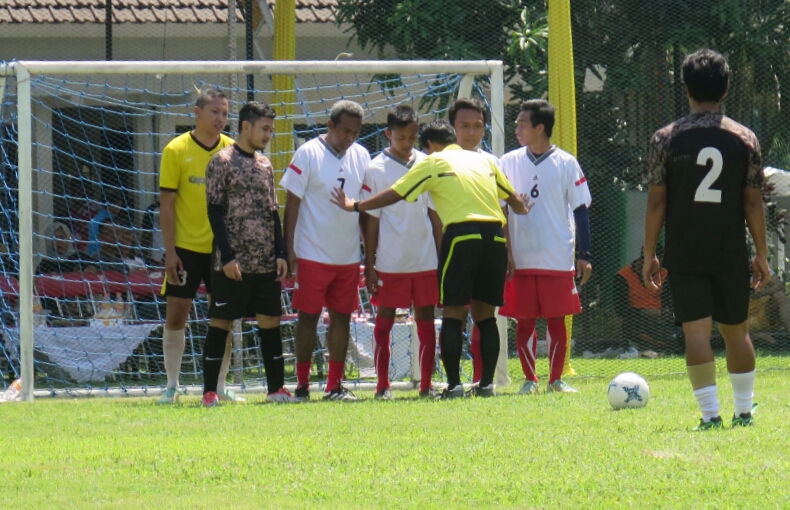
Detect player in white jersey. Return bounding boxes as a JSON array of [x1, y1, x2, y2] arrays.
[[499, 99, 593, 394], [281, 100, 372, 401], [448, 97, 500, 383], [361, 105, 444, 400]]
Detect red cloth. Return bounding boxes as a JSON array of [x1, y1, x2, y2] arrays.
[[291, 259, 360, 315], [500, 272, 581, 319]]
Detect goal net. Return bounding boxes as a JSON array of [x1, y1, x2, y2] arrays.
[[0, 60, 505, 399]]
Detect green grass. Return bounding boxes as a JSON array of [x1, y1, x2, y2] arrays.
[[2, 365, 790, 509]]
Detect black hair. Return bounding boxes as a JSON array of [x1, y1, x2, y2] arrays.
[[448, 97, 489, 126], [386, 104, 418, 130], [682, 49, 730, 103], [520, 99, 555, 138], [419, 121, 457, 148], [238, 101, 276, 132], [195, 86, 228, 109]]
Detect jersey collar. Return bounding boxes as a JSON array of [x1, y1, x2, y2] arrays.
[[318, 135, 346, 159], [383, 148, 417, 169], [526, 145, 556, 166], [189, 131, 221, 152]]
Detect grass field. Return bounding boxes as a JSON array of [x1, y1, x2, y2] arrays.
[[2, 361, 789, 509]]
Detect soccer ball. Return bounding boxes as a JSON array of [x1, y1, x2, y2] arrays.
[[607, 372, 650, 409]]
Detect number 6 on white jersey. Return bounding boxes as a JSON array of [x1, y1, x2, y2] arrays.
[[694, 147, 723, 203]]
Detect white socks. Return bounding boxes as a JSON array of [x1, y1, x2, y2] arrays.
[[217, 333, 232, 393], [162, 328, 186, 388], [729, 370, 756, 416], [693, 385, 720, 422]]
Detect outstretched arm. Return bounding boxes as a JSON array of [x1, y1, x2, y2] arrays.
[[504, 192, 532, 215], [331, 187, 404, 213]]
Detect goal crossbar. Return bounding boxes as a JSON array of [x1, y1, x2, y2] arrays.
[[0, 60, 502, 76]]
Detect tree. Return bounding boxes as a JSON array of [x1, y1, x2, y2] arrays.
[[335, 0, 549, 104]]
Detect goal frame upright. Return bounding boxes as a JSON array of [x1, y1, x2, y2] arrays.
[[0, 60, 505, 401]]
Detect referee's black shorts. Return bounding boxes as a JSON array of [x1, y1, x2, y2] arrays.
[[208, 271, 282, 320], [668, 263, 751, 325], [438, 221, 507, 307]]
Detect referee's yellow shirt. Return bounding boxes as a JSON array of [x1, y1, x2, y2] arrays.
[[391, 144, 514, 229], [159, 132, 234, 253]]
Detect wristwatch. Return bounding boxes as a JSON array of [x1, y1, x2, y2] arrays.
[[353, 200, 360, 212]]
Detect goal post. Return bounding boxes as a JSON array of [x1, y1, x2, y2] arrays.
[[0, 60, 505, 401]]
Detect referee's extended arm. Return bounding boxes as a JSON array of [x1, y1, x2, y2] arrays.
[[505, 192, 531, 215], [330, 187, 403, 213]]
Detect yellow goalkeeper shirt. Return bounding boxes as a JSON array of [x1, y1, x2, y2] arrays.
[[159, 131, 234, 253], [391, 144, 514, 229]]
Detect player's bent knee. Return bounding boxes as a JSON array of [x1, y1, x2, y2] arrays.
[[165, 296, 193, 328], [209, 317, 233, 331], [256, 314, 280, 329], [413, 305, 435, 322], [376, 306, 397, 320], [297, 310, 320, 328], [470, 300, 496, 322]]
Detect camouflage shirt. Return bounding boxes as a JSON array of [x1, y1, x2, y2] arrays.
[[206, 145, 279, 274]]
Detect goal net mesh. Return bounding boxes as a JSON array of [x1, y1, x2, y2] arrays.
[[0, 67, 499, 394]]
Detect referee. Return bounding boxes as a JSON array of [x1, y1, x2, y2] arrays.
[[331, 121, 531, 398]]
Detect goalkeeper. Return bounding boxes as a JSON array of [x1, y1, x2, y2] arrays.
[[331, 121, 531, 398], [201, 102, 297, 406]]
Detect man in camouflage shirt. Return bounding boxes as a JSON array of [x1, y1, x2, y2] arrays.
[[201, 101, 298, 406]]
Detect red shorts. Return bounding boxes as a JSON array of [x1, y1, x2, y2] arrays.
[[292, 259, 360, 315], [374, 270, 439, 309], [500, 271, 580, 319]]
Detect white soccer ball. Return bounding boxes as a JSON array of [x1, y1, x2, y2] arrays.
[[607, 372, 650, 409]]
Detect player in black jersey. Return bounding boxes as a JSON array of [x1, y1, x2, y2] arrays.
[[642, 49, 769, 430]]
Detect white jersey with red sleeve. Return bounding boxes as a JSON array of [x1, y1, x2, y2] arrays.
[[280, 136, 371, 265], [361, 149, 437, 274], [500, 146, 592, 273]]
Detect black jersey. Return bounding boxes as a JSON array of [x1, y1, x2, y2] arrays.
[[644, 112, 763, 273]]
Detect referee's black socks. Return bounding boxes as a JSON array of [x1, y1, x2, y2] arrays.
[[258, 326, 285, 394], [476, 317, 500, 388], [203, 326, 229, 394], [440, 318, 463, 388]]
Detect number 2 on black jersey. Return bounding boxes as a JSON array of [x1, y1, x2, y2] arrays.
[[694, 147, 723, 203]]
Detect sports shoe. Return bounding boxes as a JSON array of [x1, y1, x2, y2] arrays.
[[441, 384, 466, 400], [217, 389, 246, 402], [266, 387, 300, 403], [732, 403, 758, 427], [419, 387, 441, 400], [157, 387, 181, 404], [202, 391, 220, 407], [294, 384, 310, 402], [547, 380, 579, 393], [323, 386, 357, 401], [518, 381, 540, 395], [470, 384, 496, 397], [692, 416, 723, 431], [374, 388, 394, 400]]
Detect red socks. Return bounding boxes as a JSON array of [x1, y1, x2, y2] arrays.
[[327, 360, 345, 393], [374, 315, 395, 392], [416, 319, 437, 392], [470, 326, 482, 384], [546, 317, 567, 384], [516, 319, 538, 382], [296, 361, 311, 387]]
